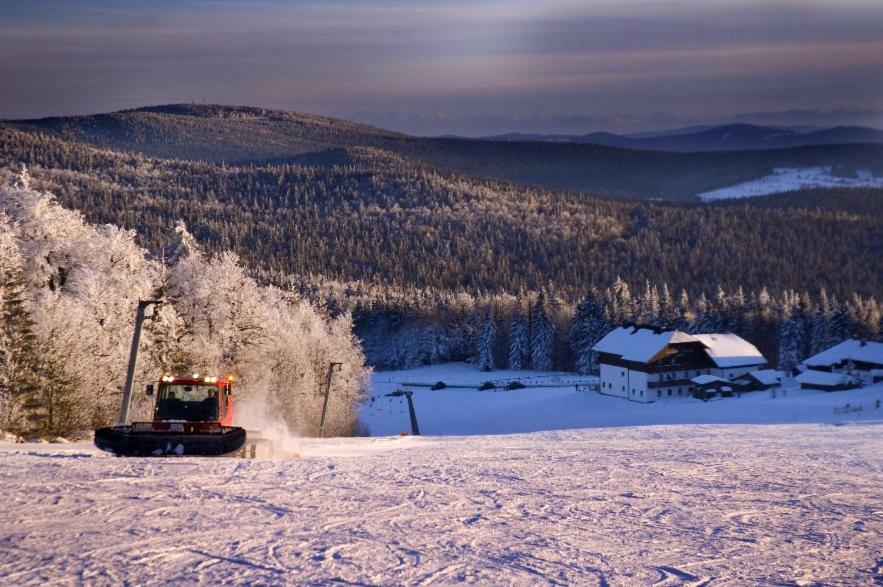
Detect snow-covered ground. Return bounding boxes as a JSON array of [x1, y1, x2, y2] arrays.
[[698, 166, 883, 201], [2, 364, 881, 584], [362, 363, 883, 436], [1, 422, 881, 585]]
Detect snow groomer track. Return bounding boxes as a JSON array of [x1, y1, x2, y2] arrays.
[[1, 423, 881, 585]]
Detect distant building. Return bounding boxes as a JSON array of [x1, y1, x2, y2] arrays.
[[796, 370, 860, 392], [731, 369, 786, 391], [690, 374, 736, 400], [592, 325, 767, 403], [802, 339, 883, 386]]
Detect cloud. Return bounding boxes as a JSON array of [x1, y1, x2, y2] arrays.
[[0, 0, 880, 131]]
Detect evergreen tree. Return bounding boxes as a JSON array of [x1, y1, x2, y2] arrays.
[[570, 295, 606, 374], [638, 280, 660, 326], [0, 239, 44, 434], [659, 283, 679, 329], [777, 314, 800, 372], [828, 303, 852, 345], [530, 292, 554, 371], [477, 307, 496, 371], [508, 308, 528, 371], [778, 298, 810, 370], [809, 289, 832, 355]]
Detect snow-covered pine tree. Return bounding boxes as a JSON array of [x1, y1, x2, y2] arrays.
[[611, 277, 634, 323], [530, 292, 554, 371], [676, 289, 693, 330], [638, 280, 660, 326], [659, 283, 679, 329], [0, 225, 43, 434], [827, 298, 852, 345], [729, 286, 748, 337], [692, 293, 716, 333], [477, 307, 496, 371], [570, 295, 606, 374], [777, 297, 810, 370], [777, 313, 801, 372], [508, 308, 528, 370], [809, 289, 832, 355]]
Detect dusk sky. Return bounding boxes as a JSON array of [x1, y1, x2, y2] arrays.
[[2, 0, 882, 134]]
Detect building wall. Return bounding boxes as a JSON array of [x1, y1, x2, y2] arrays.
[[600, 364, 696, 403], [628, 371, 649, 402], [600, 363, 629, 399]]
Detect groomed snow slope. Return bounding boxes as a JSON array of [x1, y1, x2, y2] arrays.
[[698, 166, 883, 201], [1, 424, 881, 585]]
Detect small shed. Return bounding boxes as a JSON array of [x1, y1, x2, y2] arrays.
[[691, 374, 736, 400], [732, 369, 785, 391], [795, 370, 860, 392]]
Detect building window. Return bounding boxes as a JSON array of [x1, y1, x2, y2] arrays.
[[668, 390, 672, 396]]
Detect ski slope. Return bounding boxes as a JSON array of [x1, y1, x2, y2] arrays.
[[1, 422, 881, 585], [698, 166, 883, 201], [362, 363, 883, 436]]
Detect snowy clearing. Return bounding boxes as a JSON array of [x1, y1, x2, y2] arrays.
[[1, 423, 881, 585], [362, 363, 883, 436], [698, 166, 883, 201]]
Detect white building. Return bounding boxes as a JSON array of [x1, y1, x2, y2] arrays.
[[592, 326, 767, 403], [801, 339, 883, 386]]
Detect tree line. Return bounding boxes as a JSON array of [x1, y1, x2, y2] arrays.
[[1, 125, 881, 303], [291, 275, 882, 373]]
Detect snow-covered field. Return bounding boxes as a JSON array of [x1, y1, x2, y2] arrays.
[[362, 363, 883, 436], [2, 364, 882, 584], [1, 423, 881, 585], [698, 166, 883, 201]]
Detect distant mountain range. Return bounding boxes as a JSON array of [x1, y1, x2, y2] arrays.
[[347, 108, 883, 137], [6, 105, 883, 201], [482, 124, 883, 152]]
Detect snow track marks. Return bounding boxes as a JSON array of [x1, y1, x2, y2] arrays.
[[0, 424, 881, 585]]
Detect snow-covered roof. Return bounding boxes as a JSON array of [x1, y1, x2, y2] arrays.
[[692, 333, 766, 368], [691, 374, 729, 385], [592, 326, 697, 363], [796, 370, 857, 387], [749, 369, 785, 386], [803, 339, 883, 369]]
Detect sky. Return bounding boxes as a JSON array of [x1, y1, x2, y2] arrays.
[[1, 0, 882, 135]]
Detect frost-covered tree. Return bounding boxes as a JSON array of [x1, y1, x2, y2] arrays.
[[570, 295, 607, 374], [638, 281, 660, 326], [777, 296, 810, 371], [828, 302, 852, 346], [0, 223, 43, 433], [658, 284, 679, 329], [809, 289, 833, 355], [476, 307, 496, 371], [0, 183, 369, 437], [508, 308, 528, 370], [530, 292, 554, 371]]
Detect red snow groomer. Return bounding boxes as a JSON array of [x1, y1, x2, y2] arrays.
[[94, 374, 246, 456]]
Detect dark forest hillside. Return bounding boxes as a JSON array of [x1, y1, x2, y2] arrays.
[[1, 125, 880, 301], [9, 104, 883, 201]]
